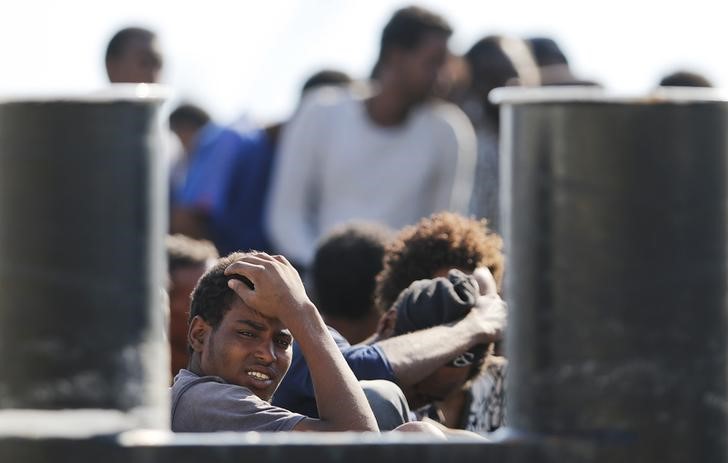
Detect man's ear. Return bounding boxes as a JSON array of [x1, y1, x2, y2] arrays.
[[188, 315, 211, 353]]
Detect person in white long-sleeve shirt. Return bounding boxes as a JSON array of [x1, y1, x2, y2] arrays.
[[266, 6, 476, 269]]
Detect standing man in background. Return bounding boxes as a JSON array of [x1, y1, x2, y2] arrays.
[[105, 26, 162, 84], [104, 26, 181, 189], [266, 5, 476, 270], [167, 70, 352, 256]]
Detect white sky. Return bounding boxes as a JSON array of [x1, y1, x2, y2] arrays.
[[1, 0, 725, 124]]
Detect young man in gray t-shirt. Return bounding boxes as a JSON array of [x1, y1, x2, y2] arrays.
[[171, 251, 380, 432], [173, 251, 453, 436]]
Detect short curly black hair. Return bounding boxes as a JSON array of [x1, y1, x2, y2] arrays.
[[312, 222, 392, 321], [189, 251, 252, 329], [105, 27, 156, 62], [166, 234, 218, 274], [380, 6, 451, 54], [374, 212, 504, 313], [371, 5, 452, 79]]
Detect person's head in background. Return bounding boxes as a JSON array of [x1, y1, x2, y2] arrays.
[[659, 70, 714, 88], [301, 69, 353, 98], [389, 270, 491, 409], [311, 222, 394, 344], [374, 212, 504, 315], [167, 234, 218, 378], [462, 35, 539, 129], [105, 26, 163, 83], [169, 103, 212, 157], [267, 68, 354, 149], [527, 36, 568, 68], [526, 37, 598, 87], [371, 5, 453, 106]]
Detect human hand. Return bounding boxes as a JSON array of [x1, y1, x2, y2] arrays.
[[467, 292, 507, 344], [224, 252, 312, 321], [472, 266, 498, 296]]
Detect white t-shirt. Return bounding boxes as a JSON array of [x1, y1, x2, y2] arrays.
[[266, 86, 476, 266]]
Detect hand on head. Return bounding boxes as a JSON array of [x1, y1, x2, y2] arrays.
[[224, 252, 311, 321], [472, 266, 498, 296], [468, 266, 506, 342], [469, 292, 506, 344]]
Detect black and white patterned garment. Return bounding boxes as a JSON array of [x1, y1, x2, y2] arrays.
[[463, 358, 507, 433], [419, 357, 507, 433]]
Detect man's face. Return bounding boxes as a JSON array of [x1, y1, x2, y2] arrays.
[[401, 266, 491, 409], [404, 359, 475, 410], [393, 32, 449, 104], [107, 36, 163, 83], [196, 297, 293, 401]]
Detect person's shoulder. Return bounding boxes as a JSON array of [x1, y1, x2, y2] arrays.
[[416, 99, 476, 149], [231, 126, 269, 150], [418, 99, 472, 127], [172, 369, 229, 396], [193, 123, 246, 155], [171, 370, 304, 432], [172, 370, 262, 417], [299, 82, 371, 113], [327, 326, 352, 349]]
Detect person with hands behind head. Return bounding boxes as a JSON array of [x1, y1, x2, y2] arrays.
[[383, 269, 507, 434], [171, 251, 379, 432]]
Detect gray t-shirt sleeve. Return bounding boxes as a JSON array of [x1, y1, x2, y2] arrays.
[[172, 375, 307, 432]]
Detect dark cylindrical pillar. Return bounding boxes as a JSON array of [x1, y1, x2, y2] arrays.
[[0, 90, 168, 431], [494, 87, 728, 461]]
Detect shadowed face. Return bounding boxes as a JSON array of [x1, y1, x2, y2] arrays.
[[106, 36, 162, 83], [392, 32, 449, 104], [193, 297, 293, 401], [402, 266, 491, 409], [404, 356, 481, 410]]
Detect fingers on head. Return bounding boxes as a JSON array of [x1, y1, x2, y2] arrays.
[[228, 274, 257, 292], [243, 252, 292, 270], [224, 257, 268, 276], [271, 254, 290, 266], [224, 253, 293, 282]]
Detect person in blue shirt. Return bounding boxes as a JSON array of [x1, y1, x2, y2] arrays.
[[169, 70, 353, 257], [169, 103, 272, 254]]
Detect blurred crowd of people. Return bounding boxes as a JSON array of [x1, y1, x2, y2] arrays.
[[102, 4, 715, 438]]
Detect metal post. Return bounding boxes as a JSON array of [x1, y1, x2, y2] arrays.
[[494, 87, 728, 461], [0, 88, 168, 432]]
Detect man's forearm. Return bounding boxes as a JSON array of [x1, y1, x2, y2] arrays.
[[376, 316, 485, 386], [285, 302, 378, 432]]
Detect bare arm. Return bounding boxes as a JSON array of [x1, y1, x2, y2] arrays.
[[286, 302, 378, 432], [377, 295, 506, 386], [226, 253, 378, 432]]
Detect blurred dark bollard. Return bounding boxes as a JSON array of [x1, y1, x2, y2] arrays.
[[0, 87, 168, 431], [494, 88, 728, 461]]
